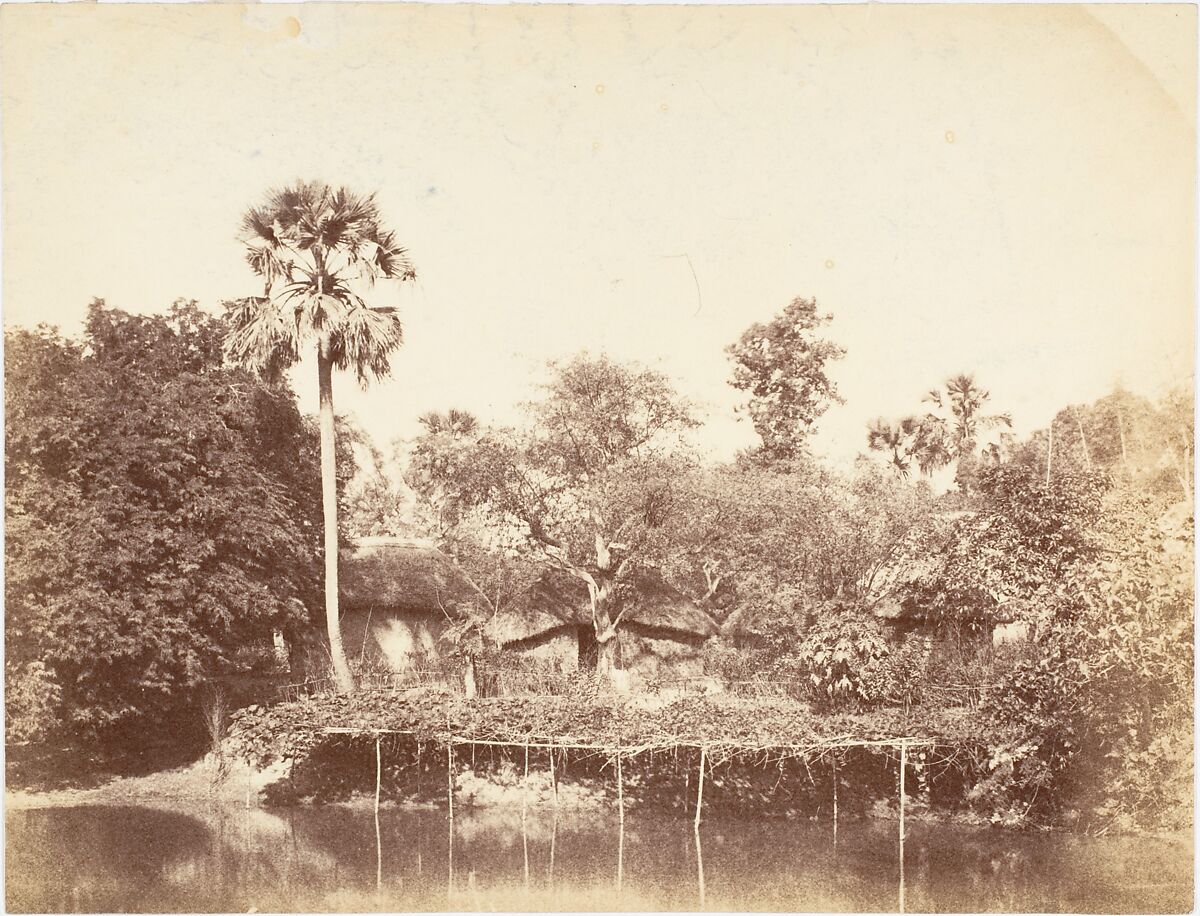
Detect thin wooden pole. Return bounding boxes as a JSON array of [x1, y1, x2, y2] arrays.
[[523, 743, 530, 818], [549, 809, 557, 885], [447, 742, 455, 820], [447, 803, 454, 905], [832, 755, 839, 845], [375, 736, 383, 811], [694, 746, 706, 831], [1045, 418, 1054, 486], [375, 735, 383, 890], [899, 739, 907, 914], [549, 747, 559, 806], [1075, 409, 1093, 472], [549, 811, 556, 888], [695, 824, 706, 909], [617, 806, 625, 893], [522, 805, 530, 891], [1116, 407, 1131, 479], [617, 750, 625, 824]]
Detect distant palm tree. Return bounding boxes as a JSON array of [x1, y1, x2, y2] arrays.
[[419, 409, 480, 439], [925, 374, 1011, 461], [869, 374, 1008, 485], [866, 417, 917, 478], [225, 181, 416, 693]]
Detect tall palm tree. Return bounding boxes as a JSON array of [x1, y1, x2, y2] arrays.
[[225, 181, 416, 693]]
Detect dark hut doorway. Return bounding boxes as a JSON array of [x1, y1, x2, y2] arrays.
[[577, 625, 599, 669]]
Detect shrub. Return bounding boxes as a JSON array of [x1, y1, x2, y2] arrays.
[[781, 606, 890, 709]]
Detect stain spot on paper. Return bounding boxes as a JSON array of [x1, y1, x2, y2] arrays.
[[595, 84, 606, 95], [284, 17, 302, 38], [824, 259, 835, 269], [944, 130, 956, 144]]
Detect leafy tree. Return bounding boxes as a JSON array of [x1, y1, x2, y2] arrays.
[[657, 458, 933, 641], [5, 301, 319, 745], [1013, 386, 1191, 499], [727, 296, 845, 461], [786, 605, 891, 709], [903, 463, 1109, 628], [408, 354, 698, 681], [225, 181, 416, 693], [335, 416, 416, 540], [1153, 385, 1194, 502], [978, 488, 1192, 830]]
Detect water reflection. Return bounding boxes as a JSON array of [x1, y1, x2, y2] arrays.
[[5, 803, 1192, 913]]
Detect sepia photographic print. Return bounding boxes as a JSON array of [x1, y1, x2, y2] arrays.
[[1, 2, 1195, 913]]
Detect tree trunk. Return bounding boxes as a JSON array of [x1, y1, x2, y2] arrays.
[[591, 577, 621, 685], [318, 341, 355, 694], [596, 635, 619, 680], [1169, 444, 1192, 503], [463, 656, 478, 699]]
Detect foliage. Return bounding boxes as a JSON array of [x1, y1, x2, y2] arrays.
[[1016, 385, 1194, 501], [225, 181, 416, 384], [974, 488, 1193, 830], [5, 301, 318, 744], [334, 416, 415, 540], [726, 296, 845, 461], [225, 684, 981, 769], [658, 458, 933, 638], [781, 607, 892, 709], [903, 463, 1109, 626], [867, 373, 1011, 486]]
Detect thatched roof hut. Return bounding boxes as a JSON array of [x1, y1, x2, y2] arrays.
[[338, 538, 719, 674], [339, 536, 469, 614], [486, 567, 719, 649]]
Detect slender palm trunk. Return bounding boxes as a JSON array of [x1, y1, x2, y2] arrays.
[[1074, 409, 1093, 472], [1045, 418, 1054, 486], [1116, 407, 1132, 480], [318, 339, 355, 694]]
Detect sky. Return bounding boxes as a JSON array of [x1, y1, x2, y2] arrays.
[[2, 3, 1195, 471]]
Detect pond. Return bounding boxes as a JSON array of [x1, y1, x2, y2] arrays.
[[5, 803, 1192, 913]]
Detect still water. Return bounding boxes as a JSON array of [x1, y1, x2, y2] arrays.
[[5, 803, 1192, 913]]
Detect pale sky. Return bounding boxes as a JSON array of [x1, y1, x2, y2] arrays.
[[2, 3, 1195, 470]]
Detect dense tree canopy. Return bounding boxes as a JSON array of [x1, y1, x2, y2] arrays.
[[727, 296, 845, 461], [5, 301, 320, 744]]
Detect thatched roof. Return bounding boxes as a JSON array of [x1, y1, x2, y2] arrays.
[[486, 567, 718, 645], [339, 537, 469, 612], [339, 538, 719, 642]]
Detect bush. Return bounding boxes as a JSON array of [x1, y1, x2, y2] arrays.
[[781, 606, 890, 709]]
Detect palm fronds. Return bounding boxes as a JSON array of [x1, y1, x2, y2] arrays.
[[222, 297, 303, 378], [227, 180, 416, 383], [330, 305, 405, 387]]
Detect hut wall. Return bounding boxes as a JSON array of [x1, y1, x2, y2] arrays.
[[620, 628, 706, 686], [341, 607, 447, 671]]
